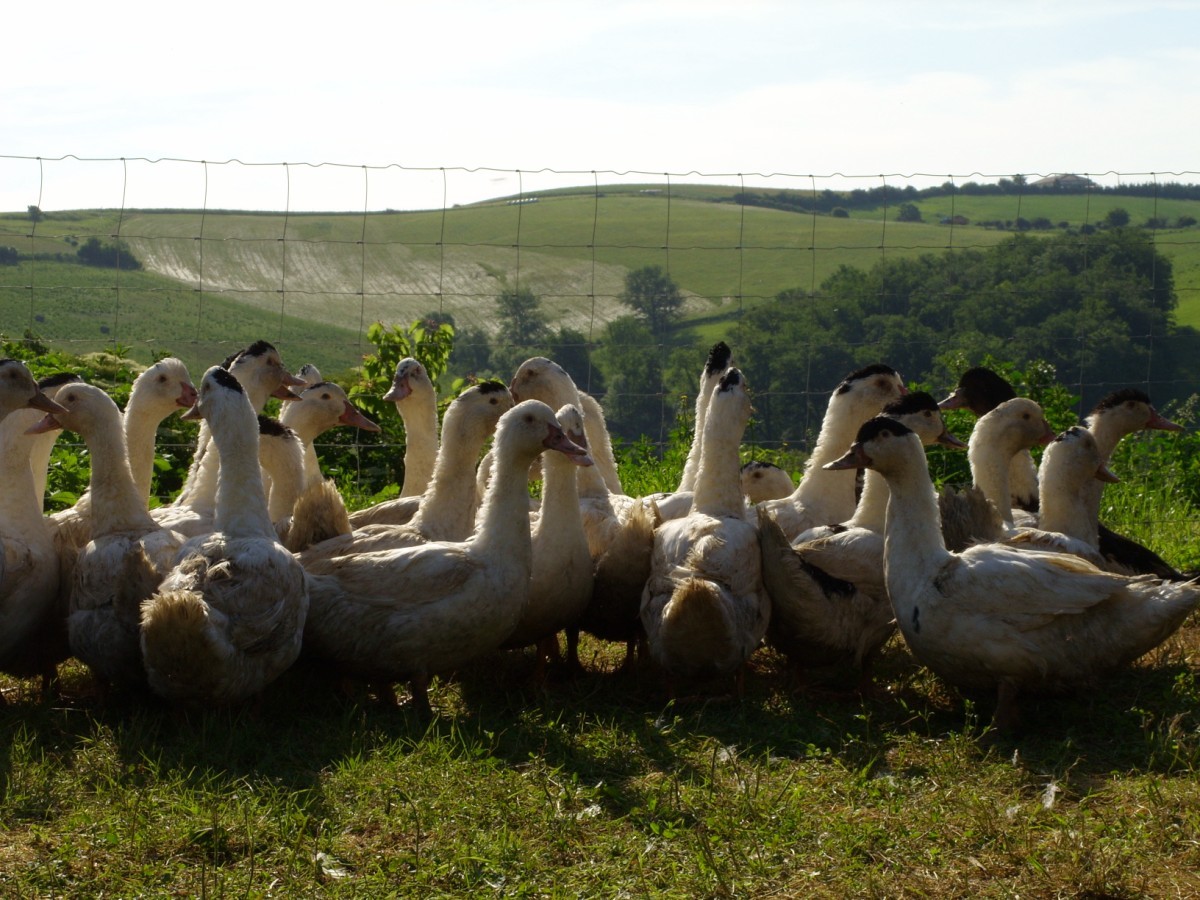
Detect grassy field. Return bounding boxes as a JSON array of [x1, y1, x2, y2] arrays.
[[2, 441, 1200, 896], [6, 186, 1199, 372]]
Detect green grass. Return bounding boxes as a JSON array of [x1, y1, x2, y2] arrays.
[[3, 444, 1200, 896], [0, 257, 367, 377], [7, 187, 1199, 374], [5, 621, 1200, 895]]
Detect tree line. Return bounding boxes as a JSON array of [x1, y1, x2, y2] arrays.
[[424, 227, 1198, 452], [728, 177, 1200, 217]]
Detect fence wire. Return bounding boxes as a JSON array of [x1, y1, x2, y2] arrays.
[[2, 155, 1199, 461]]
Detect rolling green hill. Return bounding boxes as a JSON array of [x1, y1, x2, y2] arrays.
[[2, 185, 1199, 374]]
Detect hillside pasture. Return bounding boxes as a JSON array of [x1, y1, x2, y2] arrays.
[[4, 187, 1200, 370]]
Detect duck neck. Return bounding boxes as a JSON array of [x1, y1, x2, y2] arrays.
[[677, 376, 716, 492], [263, 436, 305, 523], [470, 443, 539, 564], [845, 470, 890, 531], [968, 432, 1017, 525], [0, 423, 50, 543], [533, 448, 585, 544], [398, 393, 439, 498], [1087, 415, 1128, 463], [1038, 475, 1098, 547], [580, 393, 623, 495], [692, 408, 745, 519], [124, 394, 165, 504], [1007, 450, 1040, 509], [83, 410, 158, 536], [791, 391, 864, 521], [175, 422, 214, 508], [28, 422, 61, 509], [410, 406, 491, 538], [211, 415, 276, 539], [575, 455, 611, 500], [881, 450, 953, 611]]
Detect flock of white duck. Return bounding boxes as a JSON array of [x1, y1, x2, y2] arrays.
[[0, 338, 1195, 730]]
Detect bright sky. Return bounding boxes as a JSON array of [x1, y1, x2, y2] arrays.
[[6, 0, 1200, 211]]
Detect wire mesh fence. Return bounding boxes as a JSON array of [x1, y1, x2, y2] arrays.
[[2, 155, 1199, 464]]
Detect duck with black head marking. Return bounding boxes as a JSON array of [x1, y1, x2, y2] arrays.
[[140, 365, 310, 705], [825, 414, 1200, 732], [758, 363, 908, 541], [641, 367, 769, 696]]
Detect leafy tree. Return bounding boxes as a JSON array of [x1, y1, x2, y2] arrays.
[[447, 324, 493, 383], [593, 316, 665, 441], [0, 246, 18, 266], [1105, 207, 1131, 228], [495, 287, 549, 346], [547, 326, 604, 396], [619, 265, 684, 340], [27, 205, 43, 223], [76, 237, 142, 270], [896, 203, 922, 223], [734, 227, 1188, 448]]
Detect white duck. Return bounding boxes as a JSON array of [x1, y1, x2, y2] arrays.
[[758, 364, 908, 541], [1084, 389, 1186, 578], [677, 341, 733, 493], [345, 358, 441, 528], [124, 358, 198, 505], [759, 392, 966, 689], [257, 416, 307, 525], [279, 378, 380, 491], [827, 415, 1200, 731], [140, 366, 310, 704], [30, 383, 187, 691], [507, 356, 623, 496], [641, 368, 769, 693], [322, 380, 512, 549], [938, 366, 1039, 512], [301, 399, 589, 716], [272, 379, 379, 551], [740, 461, 794, 505], [966, 397, 1056, 528], [156, 341, 303, 537], [388, 357, 440, 498], [50, 359, 197, 558], [0, 385, 71, 691], [27, 372, 84, 505], [0, 358, 65, 422], [1000, 426, 1117, 565], [937, 397, 1055, 552], [502, 403, 595, 673]]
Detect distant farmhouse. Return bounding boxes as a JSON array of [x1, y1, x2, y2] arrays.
[[1031, 173, 1100, 190]]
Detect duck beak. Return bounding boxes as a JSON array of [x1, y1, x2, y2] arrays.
[[544, 425, 593, 466], [181, 404, 203, 422], [1095, 463, 1120, 484], [1036, 422, 1056, 445], [281, 370, 308, 388], [176, 381, 199, 409], [1146, 408, 1184, 433], [339, 401, 381, 432], [824, 443, 871, 470], [383, 375, 411, 402], [935, 429, 968, 450], [938, 389, 967, 411], [271, 384, 304, 401], [25, 413, 64, 435], [27, 391, 68, 415]]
